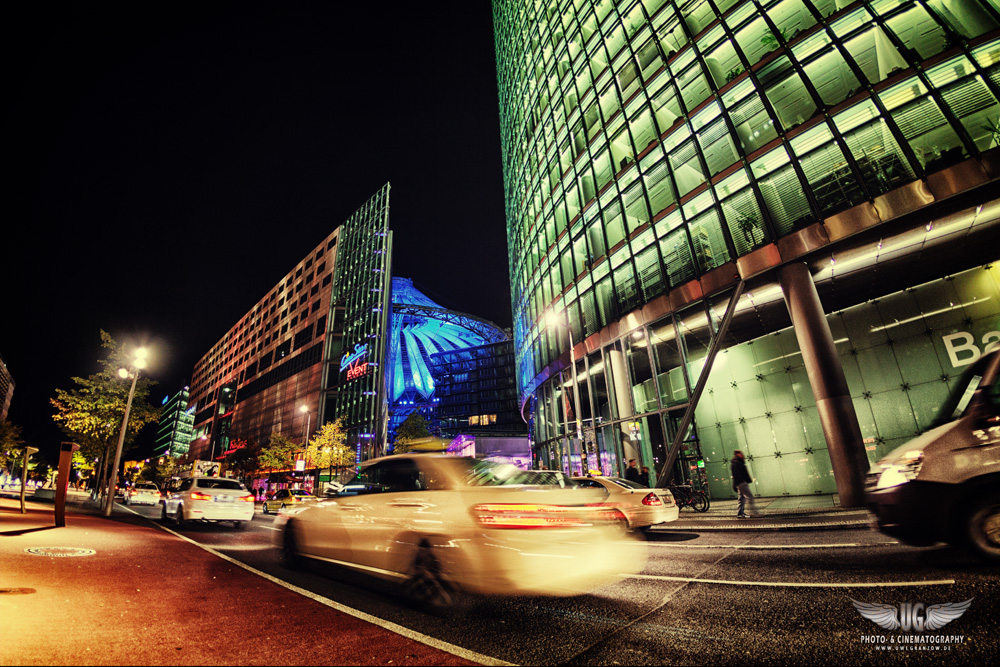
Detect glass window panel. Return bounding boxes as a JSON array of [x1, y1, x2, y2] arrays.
[[881, 78, 968, 169], [656, 15, 689, 58], [660, 226, 697, 285], [790, 123, 865, 216], [629, 106, 659, 154], [761, 57, 818, 131], [767, 0, 817, 42], [676, 62, 712, 111], [885, 4, 948, 61], [581, 286, 601, 335], [668, 138, 707, 196], [593, 148, 614, 191], [928, 58, 1000, 152], [587, 219, 608, 261], [649, 316, 688, 406], [626, 333, 659, 414], [705, 38, 742, 88], [927, 0, 1000, 39], [688, 208, 731, 272], [651, 80, 683, 132], [679, 0, 715, 36], [635, 243, 666, 300], [637, 37, 663, 81], [736, 16, 777, 67], [727, 87, 779, 153], [617, 54, 642, 101], [801, 46, 862, 108], [718, 168, 768, 255], [623, 179, 650, 233], [697, 115, 740, 175], [750, 147, 813, 235], [834, 100, 916, 196], [603, 199, 627, 248], [842, 25, 908, 84], [644, 158, 677, 215]]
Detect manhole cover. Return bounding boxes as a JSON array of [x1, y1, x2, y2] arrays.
[[24, 547, 96, 557]]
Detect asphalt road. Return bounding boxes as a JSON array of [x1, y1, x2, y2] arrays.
[[125, 503, 1000, 665]]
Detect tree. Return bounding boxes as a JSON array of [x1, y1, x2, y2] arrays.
[[392, 412, 432, 454], [50, 331, 160, 489], [259, 432, 297, 471], [0, 418, 25, 473], [305, 416, 354, 477], [224, 438, 262, 487]]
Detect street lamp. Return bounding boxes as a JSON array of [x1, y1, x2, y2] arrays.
[[103, 347, 147, 517], [546, 311, 586, 474]]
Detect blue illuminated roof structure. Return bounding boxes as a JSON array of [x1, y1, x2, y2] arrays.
[[388, 278, 509, 436]]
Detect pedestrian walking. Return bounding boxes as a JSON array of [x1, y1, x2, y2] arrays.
[[624, 459, 642, 485], [640, 466, 651, 487], [730, 450, 760, 518]]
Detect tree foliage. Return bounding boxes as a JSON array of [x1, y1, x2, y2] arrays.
[[50, 331, 160, 463], [224, 438, 262, 484], [259, 432, 297, 471], [305, 416, 354, 470], [0, 419, 26, 472], [392, 412, 432, 454]]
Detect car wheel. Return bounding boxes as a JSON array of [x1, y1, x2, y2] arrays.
[[159, 504, 168, 522], [175, 504, 186, 528], [402, 542, 455, 611], [966, 493, 1000, 561], [262, 503, 270, 515], [282, 520, 302, 569]]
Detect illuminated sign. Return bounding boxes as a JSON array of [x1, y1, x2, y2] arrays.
[[346, 360, 371, 380], [340, 343, 370, 372]]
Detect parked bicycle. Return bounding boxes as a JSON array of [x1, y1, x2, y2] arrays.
[[668, 484, 710, 512]]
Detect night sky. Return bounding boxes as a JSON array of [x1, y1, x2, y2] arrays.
[[4, 2, 512, 463]]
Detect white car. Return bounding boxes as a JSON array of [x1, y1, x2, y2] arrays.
[[572, 476, 679, 531], [126, 482, 161, 506], [160, 476, 254, 529], [276, 455, 647, 607]]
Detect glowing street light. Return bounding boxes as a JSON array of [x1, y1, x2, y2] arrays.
[[103, 347, 147, 517]]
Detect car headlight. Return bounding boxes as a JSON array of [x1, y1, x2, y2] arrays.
[[874, 449, 924, 490]]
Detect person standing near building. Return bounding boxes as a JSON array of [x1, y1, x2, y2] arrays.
[[730, 450, 760, 519], [624, 459, 642, 485]]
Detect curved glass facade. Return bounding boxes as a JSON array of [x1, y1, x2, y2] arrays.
[[494, 0, 1000, 492]]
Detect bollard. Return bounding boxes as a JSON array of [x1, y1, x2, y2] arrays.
[[20, 447, 39, 514], [55, 442, 80, 527]]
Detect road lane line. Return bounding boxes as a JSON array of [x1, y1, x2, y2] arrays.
[[148, 519, 511, 666], [621, 573, 955, 587], [645, 542, 898, 549]]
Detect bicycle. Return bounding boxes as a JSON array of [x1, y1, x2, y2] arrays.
[[668, 484, 710, 512]]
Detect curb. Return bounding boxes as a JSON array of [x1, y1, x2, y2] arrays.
[[663, 520, 871, 532]]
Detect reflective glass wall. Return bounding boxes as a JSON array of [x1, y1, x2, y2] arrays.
[[493, 0, 1000, 404], [531, 262, 1000, 495]]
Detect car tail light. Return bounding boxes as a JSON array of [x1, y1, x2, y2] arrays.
[[472, 503, 593, 529], [641, 492, 663, 507], [238, 495, 254, 503], [190, 491, 212, 501]]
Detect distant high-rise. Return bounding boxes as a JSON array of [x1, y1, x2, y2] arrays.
[[0, 354, 14, 421], [493, 0, 1000, 501], [154, 388, 194, 459]]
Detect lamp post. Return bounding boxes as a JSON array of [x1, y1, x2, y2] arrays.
[[546, 311, 586, 474], [103, 347, 147, 517]]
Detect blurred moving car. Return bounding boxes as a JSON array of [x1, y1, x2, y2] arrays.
[[160, 476, 255, 529], [572, 476, 678, 531], [262, 489, 317, 514], [126, 482, 161, 506], [276, 455, 646, 607], [867, 347, 1000, 561]]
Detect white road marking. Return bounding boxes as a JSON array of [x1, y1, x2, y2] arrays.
[[645, 542, 899, 549], [147, 519, 511, 666], [622, 573, 955, 588]]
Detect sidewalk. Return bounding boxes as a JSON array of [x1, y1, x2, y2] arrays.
[[0, 491, 486, 667], [661, 493, 872, 532]]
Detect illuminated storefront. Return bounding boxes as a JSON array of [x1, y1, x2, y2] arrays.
[[493, 0, 1000, 501]]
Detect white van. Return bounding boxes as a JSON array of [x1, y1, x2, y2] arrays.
[[866, 348, 1000, 560]]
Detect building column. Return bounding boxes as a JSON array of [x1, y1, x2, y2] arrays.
[[778, 262, 869, 507]]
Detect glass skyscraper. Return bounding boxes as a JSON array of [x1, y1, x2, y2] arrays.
[[493, 0, 1000, 502]]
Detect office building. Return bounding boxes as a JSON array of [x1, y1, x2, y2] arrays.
[[493, 0, 1000, 502], [0, 354, 13, 421], [154, 387, 194, 459]]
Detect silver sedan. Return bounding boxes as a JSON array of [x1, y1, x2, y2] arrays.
[[571, 476, 679, 531]]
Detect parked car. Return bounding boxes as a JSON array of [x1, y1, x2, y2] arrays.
[[263, 489, 317, 514], [572, 476, 679, 531], [160, 476, 255, 529], [126, 482, 160, 506], [275, 455, 646, 607], [867, 347, 1000, 560]]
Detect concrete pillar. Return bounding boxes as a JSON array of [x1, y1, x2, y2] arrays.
[[778, 262, 869, 507]]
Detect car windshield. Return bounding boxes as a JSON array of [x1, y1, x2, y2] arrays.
[[461, 460, 579, 487], [932, 352, 995, 426], [289, 490, 312, 497], [608, 477, 646, 490], [195, 478, 243, 490], [136, 485, 157, 491]]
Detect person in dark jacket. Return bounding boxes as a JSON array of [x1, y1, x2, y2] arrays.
[[730, 450, 760, 518], [624, 459, 642, 485]]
